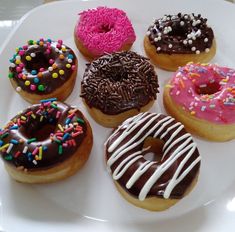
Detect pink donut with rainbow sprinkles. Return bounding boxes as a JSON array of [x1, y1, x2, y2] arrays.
[[74, 6, 136, 60], [164, 63, 235, 141]]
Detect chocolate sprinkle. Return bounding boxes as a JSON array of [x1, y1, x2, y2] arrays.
[[147, 13, 214, 55], [81, 51, 159, 115]]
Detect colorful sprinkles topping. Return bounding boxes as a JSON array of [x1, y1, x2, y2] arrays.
[[169, 63, 235, 124], [8, 38, 76, 94], [0, 99, 86, 169]]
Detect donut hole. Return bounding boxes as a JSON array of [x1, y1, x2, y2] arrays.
[[106, 66, 128, 82], [24, 122, 57, 141], [98, 23, 114, 33], [168, 23, 188, 37], [25, 52, 50, 72], [195, 82, 221, 95], [143, 137, 165, 162]]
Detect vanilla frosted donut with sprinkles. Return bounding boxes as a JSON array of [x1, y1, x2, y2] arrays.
[[8, 38, 77, 104], [74, 7, 136, 60], [105, 112, 201, 211], [164, 63, 235, 141]]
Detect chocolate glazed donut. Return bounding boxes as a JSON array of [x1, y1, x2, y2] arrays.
[[105, 112, 201, 211], [0, 99, 93, 183], [144, 13, 216, 71], [81, 51, 159, 127], [8, 38, 77, 103]]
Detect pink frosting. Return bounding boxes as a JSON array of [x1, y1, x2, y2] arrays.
[[169, 63, 235, 124], [75, 7, 136, 56]]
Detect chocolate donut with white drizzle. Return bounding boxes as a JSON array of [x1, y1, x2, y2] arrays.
[[105, 112, 201, 211]]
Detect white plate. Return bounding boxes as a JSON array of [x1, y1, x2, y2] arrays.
[[1, 0, 235, 231]]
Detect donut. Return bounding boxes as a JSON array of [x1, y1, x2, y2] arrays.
[[74, 7, 136, 60], [163, 63, 235, 141], [105, 112, 201, 211], [0, 98, 93, 183], [8, 38, 78, 104], [144, 13, 216, 71], [81, 51, 159, 127]]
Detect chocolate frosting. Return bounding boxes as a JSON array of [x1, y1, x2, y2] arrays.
[[0, 100, 87, 171], [105, 113, 201, 199], [147, 13, 214, 55], [8, 39, 77, 94], [81, 51, 159, 115]]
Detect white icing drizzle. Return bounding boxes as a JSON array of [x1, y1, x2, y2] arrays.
[[106, 113, 201, 200]]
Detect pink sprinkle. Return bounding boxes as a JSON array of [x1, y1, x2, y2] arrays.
[[17, 118, 21, 126], [48, 108, 54, 114], [40, 38, 44, 42], [68, 113, 75, 119], [19, 63, 25, 68], [62, 143, 68, 147], [75, 7, 136, 56], [30, 84, 36, 91], [55, 132, 63, 136], [72, 131, 82, 137], [71, 65, 76, 71], [39, 68, 45, 72], [23, 45, 28, 50], [56, 111, 61, 118], [32, 147, 39, 155], [56, 44, 61, 49], [57, 136, 63, 140], [16, 67, 22, 73], [71, 139, 76, 146], [46, 49, 51, 54], [19, 50, 25, 56], [58, 39, 63, 44], [18, 73, 23, 79], [49, 59, 54, 64], [14, 151, 21, 158], [64, 127, 73, 133]]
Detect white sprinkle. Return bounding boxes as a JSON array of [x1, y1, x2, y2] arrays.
[[15, 55, 21, 60], [205, 48, 210, 53], [16, 86, 22, 92], [30, 53, 36, 57], [191, 46, 196, 51], [158, 32, 162, 36], [68, 59, 73, 63], [167, 17, 170, 20], [187, 34, 192, 39], [157, 47, 161, 51], [188, 40, 193, 44], [55, 48, 59, 52], [192, 21, 197, 27], [48, 66, 53, 72], [33, 45, 39, 49], [168, 44, 173, 48], [6, 143, 14, 154], [196, 50, 200, 54], [197, 19, 201, 24], [146, 31, 151, 36], [184, 15, 188, 19], [23, 146, 28, 154], [168, 26, 172, 31], [10, 63, 16, 68], [183, 40, 187, 45], [176, 90, 180, 95], [204, 38, 208, 43], [154, 37, 159, 42], [33, 160, 37, 165], [180, 21, 185, 26], [192, 36, 196, 40]]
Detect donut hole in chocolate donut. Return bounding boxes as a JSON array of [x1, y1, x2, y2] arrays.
[[23, 120, 57, 141], [24, 51, 50, 72], [143, 137, 165, 162], [168, 22, 188, 37], [195, 82, 221, 95]]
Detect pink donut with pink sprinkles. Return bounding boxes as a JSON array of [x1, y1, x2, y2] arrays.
[[74, 6, 136, 59]]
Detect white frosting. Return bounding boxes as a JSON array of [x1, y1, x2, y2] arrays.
[[106, 113, 201, 200]]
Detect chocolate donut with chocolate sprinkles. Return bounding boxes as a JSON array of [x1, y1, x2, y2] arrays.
[[144, 13, 216, 71], [81, 51, 159, 127]]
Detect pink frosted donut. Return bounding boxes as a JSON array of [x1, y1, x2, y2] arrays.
[[164, 63, 235, 141], [74, 6, 136, 59]]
